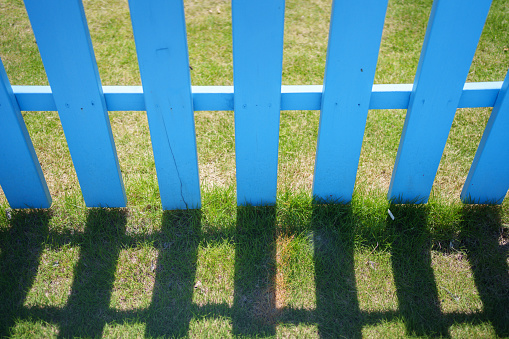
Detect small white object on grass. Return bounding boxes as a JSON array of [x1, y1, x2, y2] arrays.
[[388, 209, 395, 220]]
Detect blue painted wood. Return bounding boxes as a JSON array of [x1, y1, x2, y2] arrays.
[[313, 0, 388, 203], [103, 86, 144, 111], [461, 70, 509, 204], [24, 0, 126, 208], [13, 82, 503, 112], [457, 82, 504, 108], [388, 0, 492, 204], [232, 0, 285, 206], [0, 60, 51, 209], [13, 86, 57, 111], [193, 86, 234, 112], [128, 0, 201, 209]]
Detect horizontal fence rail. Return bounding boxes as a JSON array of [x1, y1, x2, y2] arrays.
[[0, 0, 508, 209], [11, 83, 505, 112]]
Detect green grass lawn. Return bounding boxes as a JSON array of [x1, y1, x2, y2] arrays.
[[1, 0, 508, 337]]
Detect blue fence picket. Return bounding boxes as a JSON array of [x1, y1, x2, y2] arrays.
[[0, 60, 51, 209], [232, 0, 285, 206], [461, 70, 509, 204], [313, 0, 388, 203], [128, 0, 201, 210], [24, 0, 126, 208], [387, 0, 492, 203]]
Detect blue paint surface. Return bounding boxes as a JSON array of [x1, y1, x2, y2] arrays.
[[24, 0, 126, 208], [232, 0, 285, 206], [12, 83, 503, 112], [461, 70, 509, 204], [388, 0, 492, 203], [313, 0, 388, 203], [0, 60, 51, 209], [129, 0, 201, 209]]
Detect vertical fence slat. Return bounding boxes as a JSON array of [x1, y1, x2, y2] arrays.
[[128, 0, 201, 210], [313, 0, 388, 203], [388, 0, 492, 203], [0, 60, 51, 208], [24, 0, 126, 208], [232, 0, 285, 206], [461, 70, 509, 204]]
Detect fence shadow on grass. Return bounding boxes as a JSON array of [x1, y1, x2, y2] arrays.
[[388, 204, 448, 337], [458, 205, 509, 337], [232, 205, 277, 337], [310, 203, 363, 338], [1, 201, 508, 337], [143, 209, 202, 337], [58, 208, 128, 338], [0, 209, 52, 337]]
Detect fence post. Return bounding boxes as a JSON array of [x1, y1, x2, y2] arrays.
[[24, 0, 127, 207], [461, 69, 509, 204], [388, 0, 492, 203], [0, 60, 51, 208], [313, 0, 388, 203], [232, 0, 285, 206], [129, 0, 201, 209]]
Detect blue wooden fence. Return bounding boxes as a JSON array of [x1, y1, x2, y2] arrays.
[[0, 0, 507, 210]]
